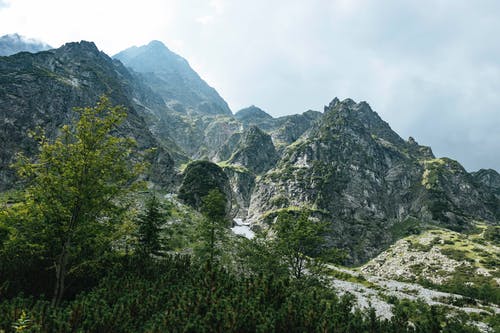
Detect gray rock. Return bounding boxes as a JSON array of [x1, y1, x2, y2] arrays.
[[248, 98, 499, 264], [0, 41, 175, 190]]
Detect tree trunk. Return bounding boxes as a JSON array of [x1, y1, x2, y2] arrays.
[[52, 201, 80, 307], [52, 238, 70, 307]]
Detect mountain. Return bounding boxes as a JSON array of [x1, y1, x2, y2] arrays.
[[112, 41, 238, 160], [244, 98, 499, 264], [1, 36, 499, 332], [114, 40, 231, 116], [0, 41, 174, 190], [0, 36, 498, 266], [472, 168, 500, 197], [234, 106, 275, 130], [226, 126, 278, 174], [0, 33, 52, 56]]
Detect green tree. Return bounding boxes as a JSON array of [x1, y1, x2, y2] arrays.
[[273, 211, 338, 280], [234, 229, 288, 279], [136, 194, 168, 258], [194, 189, 228, 269], [13, 96, 143, 306]]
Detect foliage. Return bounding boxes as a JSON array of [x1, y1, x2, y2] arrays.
[[483, 225, 500, 246], [135, 193, 169, 258], [419, 264, 500, 305], [193, 189, 229, 270], [273, 211, 341, 280], [0, 254, 483, 333], [2, 96, 143, 305], [233, 229, 289, 279]]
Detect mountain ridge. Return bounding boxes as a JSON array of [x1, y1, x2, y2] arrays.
[[0, 36, 498, 266], [114, 40, 231, 116]]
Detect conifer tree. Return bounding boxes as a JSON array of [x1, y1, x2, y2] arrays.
[[136, 194, 166, 258]]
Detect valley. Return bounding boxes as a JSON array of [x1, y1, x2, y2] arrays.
[[0, 36, 498, 332]]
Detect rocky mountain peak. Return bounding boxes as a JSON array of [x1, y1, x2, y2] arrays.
[[55, 41, 104, 61], [321, 97, 406, 148], [235, 105, 273, 121], [115, 40, 187, 74], [234, 105, 275, 130], [326, 97, 340, 109], [472, 168, 500, 197], [227, 125, 278, 174], [113, 40, 231, 116], [0, 40, 175, 190]]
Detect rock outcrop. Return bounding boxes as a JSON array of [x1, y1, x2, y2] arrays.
[[247, 98, 499, 264], [178, 160, 232, 216], [0, 41, 175, 190], [227, 126, 278, 174]]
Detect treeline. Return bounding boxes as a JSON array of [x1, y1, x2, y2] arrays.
[[0, 98, 485, 332]]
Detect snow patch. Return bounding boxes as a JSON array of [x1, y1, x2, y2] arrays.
[[231, 219, 254, 239]]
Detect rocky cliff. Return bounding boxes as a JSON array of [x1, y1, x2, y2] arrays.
[[113, 41, 236, 159], [246, 98, 499, 264], [0, 41, 174, 190]]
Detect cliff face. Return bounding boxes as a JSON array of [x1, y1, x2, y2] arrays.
[[245, 98, 499, 264], [226, 126, 278, 175], [0, 41, 174, 190]]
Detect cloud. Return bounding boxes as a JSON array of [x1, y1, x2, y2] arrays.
[[196, 15, 214, 25], [0, 0, 10, 9]]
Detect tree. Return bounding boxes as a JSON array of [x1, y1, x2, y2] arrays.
[[273, 211, 339, 280], [136, 194, 168, 258], [13, 96, 143, 306], [194, 189, 228, 270], [191, 189, 229, 310]]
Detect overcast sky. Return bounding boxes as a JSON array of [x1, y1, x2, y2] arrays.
[[0, 0, 499, 171]]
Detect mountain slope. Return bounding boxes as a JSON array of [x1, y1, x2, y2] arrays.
[[247, 98, 499, 264], [114, 40, 231, 116], [0, 41, 174, 190], [112, 41, 238, 160]]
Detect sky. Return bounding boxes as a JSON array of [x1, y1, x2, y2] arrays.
[[0, 0, 499, 171]]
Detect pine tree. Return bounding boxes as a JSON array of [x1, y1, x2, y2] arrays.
[[136, 194, 167, 258]]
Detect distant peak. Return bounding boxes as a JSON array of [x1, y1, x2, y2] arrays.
[[3, 33, 21, 39], [0, 33, 52, 56], [0, 33, 51, 46], [235, 106, 273, 120], [147, 40, 169, 50]]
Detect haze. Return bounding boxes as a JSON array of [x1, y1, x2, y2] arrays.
[[0, 0, 499, 171]]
